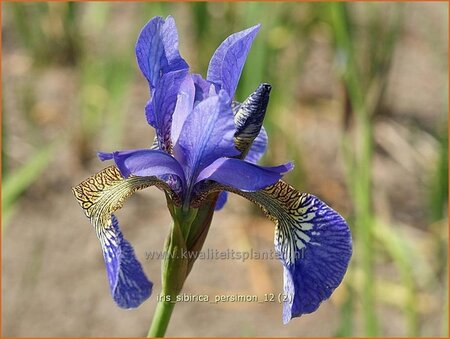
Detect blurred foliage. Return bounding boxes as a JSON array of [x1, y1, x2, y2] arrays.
[[2, 142, 57, 228], [2, 1, 448, 337]]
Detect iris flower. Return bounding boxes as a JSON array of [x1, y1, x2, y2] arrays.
[[73, 16, 352, 327]]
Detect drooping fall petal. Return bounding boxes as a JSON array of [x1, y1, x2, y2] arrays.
[[72, 166, 177, 308], [101, 215, 152, 308], [196, 180, 352, 323]]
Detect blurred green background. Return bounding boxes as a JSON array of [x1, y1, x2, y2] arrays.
[[2, 1, 448, 337]]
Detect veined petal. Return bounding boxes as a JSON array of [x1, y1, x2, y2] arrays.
[[196, 158, 293, 192], [245, 127, 268, 164], [72, 165, 178, 238], [197, 180, 352, 322], [72, 166, 177, 306], [273, 192, 352, 323], [207, 24, 261, 98], [176, 90, 240, 185], [145, 69, 189, 151], [135, 16, 188, 89], [100, 214, 152, 308]]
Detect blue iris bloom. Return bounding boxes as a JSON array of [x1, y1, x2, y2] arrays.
[[73, 16, 352, 324]]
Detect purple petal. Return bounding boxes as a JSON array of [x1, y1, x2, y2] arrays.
[[135, 16, 188, 89], [275, 195, 352, 323], [171, 75, 195, 146], [196, 157, 293, 191], [245, 126, 268, 164], [207, 24, 261, 98], [214, 191, 228, 210], [205, 180, 352, 322], [101, 215, 152, 308], [99, 149, 186, 188], [176, 90, 240, 185], [191, 74, 217, 104], [145, 69, 189, 150], [97, 151, 114, 161]]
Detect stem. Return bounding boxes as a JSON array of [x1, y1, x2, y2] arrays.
[[147, 300, 176, 337], [146, 206, 198, 337], [146, 202, 216, 337]]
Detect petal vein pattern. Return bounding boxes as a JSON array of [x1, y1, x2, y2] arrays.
[[72, 165, 175, 233], [71, 166, 175, 308], [198, 180, 352, 322]]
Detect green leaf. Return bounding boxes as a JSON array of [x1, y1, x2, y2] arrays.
[[2, 143, 56, 228]]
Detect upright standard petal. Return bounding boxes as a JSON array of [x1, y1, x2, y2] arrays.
[[72, 166, 177, 307], [144, 69, 189, 151], [196, 158, 293, 192], [207, 24, 261, 98], [191, 74, 214, 104], [176, 90, 240, 186], [100, 215, 152, 308], [135, 16, 188, 89], [171, 75, 195, 146], [196, 180, 352, 323], [99, 149, 187, 189]]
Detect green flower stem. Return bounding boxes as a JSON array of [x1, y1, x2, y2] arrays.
[[146, 198, 218, 336], [147, 299, 176, 337], [147, 205, 201, 337]]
